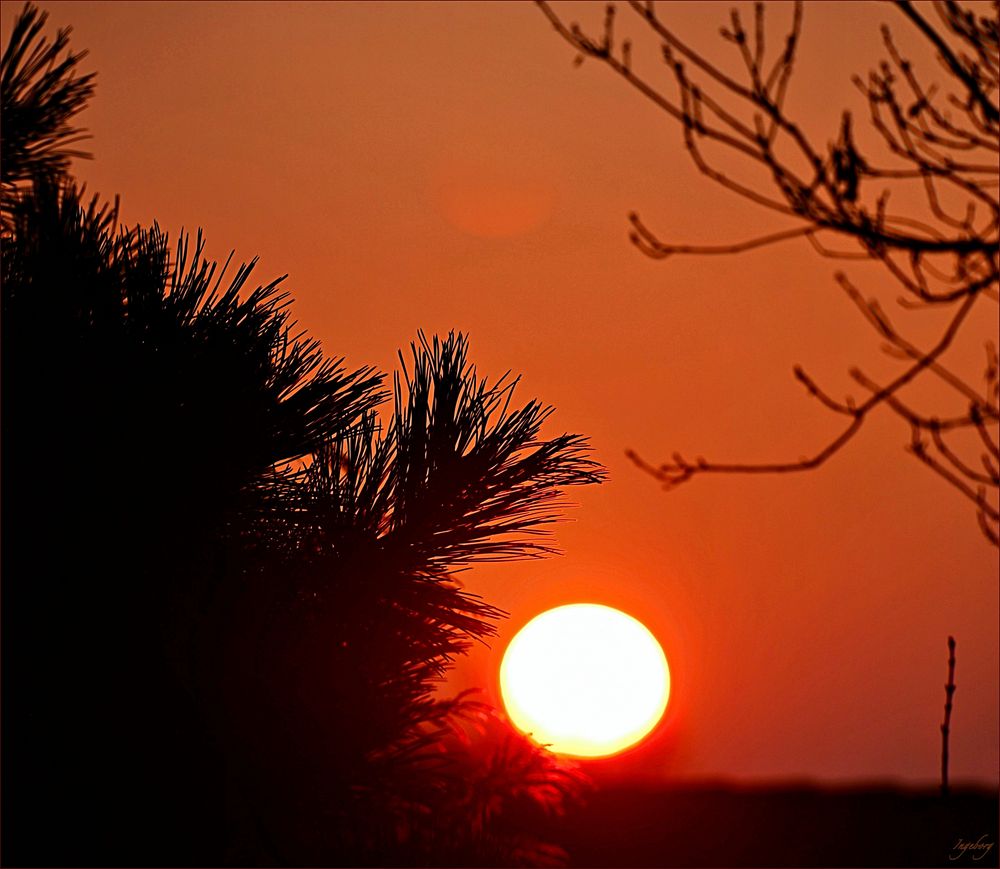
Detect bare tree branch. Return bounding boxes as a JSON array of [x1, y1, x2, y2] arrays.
[[537, 0, 1000, 544]]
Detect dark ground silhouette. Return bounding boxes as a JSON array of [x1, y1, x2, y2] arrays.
[[526, 780, 999, 867]]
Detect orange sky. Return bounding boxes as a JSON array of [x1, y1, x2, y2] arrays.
[[6, 0, 996, 787]]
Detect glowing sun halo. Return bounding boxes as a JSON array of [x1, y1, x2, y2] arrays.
[[500, 604, 670, 758]]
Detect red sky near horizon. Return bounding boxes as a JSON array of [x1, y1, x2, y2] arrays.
[[5, 0, 996, 787]]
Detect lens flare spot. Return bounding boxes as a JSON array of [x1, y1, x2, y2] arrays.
[[428, 156, 555, 238]]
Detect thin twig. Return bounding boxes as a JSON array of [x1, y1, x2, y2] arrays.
[[941, 635, 957, 798]]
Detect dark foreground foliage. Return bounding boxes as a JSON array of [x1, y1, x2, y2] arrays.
[[1, 5, 601, 865]]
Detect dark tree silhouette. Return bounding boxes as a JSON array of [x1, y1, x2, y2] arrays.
[[1, 4, 602, 865], [537, 0, 999, 544], [1, 181, 384, 863], [219, 333, 600, 865]]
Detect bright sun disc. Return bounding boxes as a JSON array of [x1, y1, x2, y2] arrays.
[[500, 604, 670, 757]]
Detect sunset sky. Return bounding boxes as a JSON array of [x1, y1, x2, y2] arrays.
[[7, 0, 996, 787]]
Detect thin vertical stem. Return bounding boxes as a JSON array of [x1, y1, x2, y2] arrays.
[[941, 635, 957, 798]]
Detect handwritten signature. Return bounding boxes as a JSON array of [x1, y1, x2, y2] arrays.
[[950, 835, 995, 862]]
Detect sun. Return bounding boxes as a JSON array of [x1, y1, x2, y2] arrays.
[[500, 603, 670, 758]]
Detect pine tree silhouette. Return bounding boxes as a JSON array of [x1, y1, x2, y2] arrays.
[[218, 333, 601, 864], [1, 5, 603, 865]]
